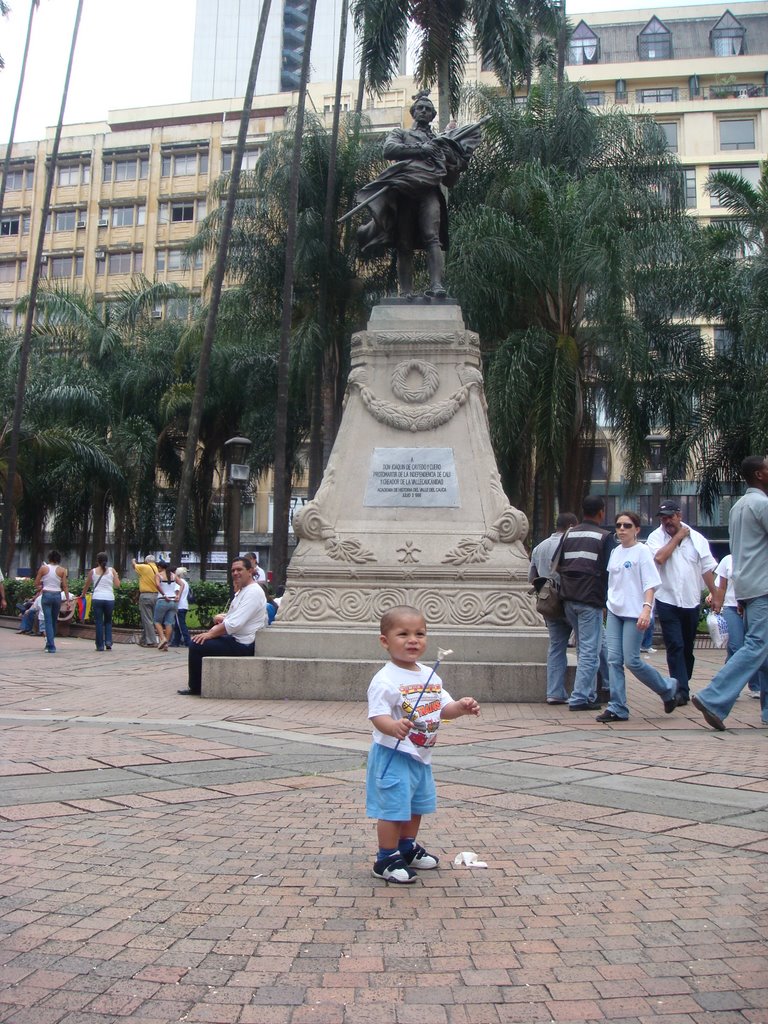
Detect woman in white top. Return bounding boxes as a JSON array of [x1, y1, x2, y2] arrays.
[[713, 554, 761, 697], [599, 511, 679, 723], [34, 550, 70, 654], [153, 558, 180, 651], [81, 552, 120, 652], [169, 566, 191, 648]]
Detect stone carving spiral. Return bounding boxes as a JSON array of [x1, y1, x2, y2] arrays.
[[292, 502, 376, 564]]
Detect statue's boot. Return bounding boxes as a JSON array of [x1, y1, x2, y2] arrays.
[[425, 244, 447, 298]]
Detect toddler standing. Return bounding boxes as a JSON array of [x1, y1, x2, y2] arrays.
[[366, 605, 480, 883]]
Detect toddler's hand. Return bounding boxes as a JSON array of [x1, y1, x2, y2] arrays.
[[392, 718, 413, 740], [459, 696, 480, 716]]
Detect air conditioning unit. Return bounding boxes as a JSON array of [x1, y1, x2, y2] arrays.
[[76, 219, 86, 229], [151, 310, 162, 319], [98, 218, 109, 227], [94, 249, 106, 260], [40, 255, 49, 265]]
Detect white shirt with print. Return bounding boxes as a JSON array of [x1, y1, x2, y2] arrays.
[[368, 661, 453, 765]]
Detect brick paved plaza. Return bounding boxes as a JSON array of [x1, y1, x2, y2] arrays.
[[0, 626, 766, 1024]]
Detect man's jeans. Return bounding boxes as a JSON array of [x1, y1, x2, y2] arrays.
[[564, 601, 606, 706], [605, 611, 677, 719], [545, 617, 570, 702], [697, 594, 768, 724], [655, 600, 700, 699], [721, 606, 763, 694]]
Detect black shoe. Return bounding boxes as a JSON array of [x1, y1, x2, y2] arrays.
[[372, 853, 417, 884], [569, 700, 602, 711], [177, 688, 198, 696], [691, 694, 725, 732], [676, 694, 689, 706], [547, 698, 567, 705], [664, 696, 678, 714], [596, 710, 625, 723]]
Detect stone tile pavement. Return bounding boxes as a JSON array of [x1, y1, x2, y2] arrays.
[[0, 626, 766, 1023]]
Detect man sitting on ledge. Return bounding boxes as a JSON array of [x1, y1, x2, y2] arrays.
[[178, 557, 267, 696]]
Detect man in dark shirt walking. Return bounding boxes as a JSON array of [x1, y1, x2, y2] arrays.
[[559, 495, 615, 710]]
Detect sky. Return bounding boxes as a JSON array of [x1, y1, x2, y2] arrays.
[[0, 0, 739, 143]]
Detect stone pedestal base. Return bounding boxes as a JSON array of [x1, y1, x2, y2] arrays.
[[203, 302, 548, 700]]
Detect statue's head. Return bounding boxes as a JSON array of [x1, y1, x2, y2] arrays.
[[409, 90, 437, 122]]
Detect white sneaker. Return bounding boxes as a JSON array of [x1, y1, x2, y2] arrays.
[[749, 690, 761, 699], [372, 854, 417, 884], [403, 843, 439, 870]]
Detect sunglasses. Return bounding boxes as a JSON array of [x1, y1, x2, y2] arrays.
[[615, 522, 635, 529]]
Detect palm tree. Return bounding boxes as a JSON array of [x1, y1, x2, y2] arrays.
[[0, 0, 84, 573], [0, 0, 39, 221], [448, 80, 704, 533], [353, 0, 559, 126], [170, 0, 273, 569]]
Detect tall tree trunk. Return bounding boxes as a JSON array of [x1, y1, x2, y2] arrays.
[[91, 485, 107, 557], [556, 0, 567, 86], [0, 0, 83, 575], [0, 0, 38, 221], [170, 0, 272, 567], [309, 0, 349, 495], [271, 0, 319, 588], [437, 52, 452, 130]]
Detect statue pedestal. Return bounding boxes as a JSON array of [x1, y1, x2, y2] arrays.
[[203, 302, 548, 701]]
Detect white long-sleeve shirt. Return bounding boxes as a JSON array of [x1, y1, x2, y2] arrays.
[[224, 581, 267, 644]]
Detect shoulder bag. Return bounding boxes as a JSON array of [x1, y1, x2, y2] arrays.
[[532, 529, 571, 621]]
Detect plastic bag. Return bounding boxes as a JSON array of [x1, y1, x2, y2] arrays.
[[706, 611, 729, 650]]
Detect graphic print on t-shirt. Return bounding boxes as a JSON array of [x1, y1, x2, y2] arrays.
[[401, 681, 443, 749]]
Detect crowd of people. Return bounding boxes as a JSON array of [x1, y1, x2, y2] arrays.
[[530, 455, 768, 730]]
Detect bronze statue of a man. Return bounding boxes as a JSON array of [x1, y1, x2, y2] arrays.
[[351, 91, 486, 299]]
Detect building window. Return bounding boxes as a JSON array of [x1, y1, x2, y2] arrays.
[[709, 164, 760, 207], [568, 21, 600, 65], [710, 12, 746, 56], [166, 297, 190, 319], [0, 307, 12, 328], [108, 204, 146, 227], [57, 163, 90, 186], [4, 167, 34, 190], [171, 202, 194, 223], [161, 152, 208, 177], [49, 255, 84, 279], [0, 262, 17, 283], [323, 95, 351, 113], [0, 216, 20, 237], [719, 119, 755, 151], [581, 91, 603, 107], [103, 156, 149, 183], [714, 327, 737, 354], [54, 210, 77, 232], [637, 88, 678, 104], [106, 251, 142, 275], [683, 168, 697, 208], [657, 122, 678, 152], [638, 17, 672, 60], [221, 148, 261, 172], [156, 248, 202, 272]]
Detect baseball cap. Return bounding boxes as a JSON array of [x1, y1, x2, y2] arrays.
[[656, 502, 682, 516]]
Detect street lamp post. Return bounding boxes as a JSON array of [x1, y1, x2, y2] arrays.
[[644, 434, 667, 523], [224, 436, 251, 589]]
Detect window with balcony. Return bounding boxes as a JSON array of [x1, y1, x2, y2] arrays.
[[638, 17, 672, 61], [638, 88, 678, 104], [719, 119, 755, 151], [568, 21, 600, 65], [710, 12, 746, 56]]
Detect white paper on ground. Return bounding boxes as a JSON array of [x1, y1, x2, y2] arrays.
[[453, 851, 488, 868]]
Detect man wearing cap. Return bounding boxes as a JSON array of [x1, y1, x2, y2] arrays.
[[693, 455, 768, 730], [647, 502, 718, 706]]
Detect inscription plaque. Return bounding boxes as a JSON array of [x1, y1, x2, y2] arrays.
[[364, 448, 460, 508]]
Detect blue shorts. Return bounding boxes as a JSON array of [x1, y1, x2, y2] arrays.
[[366, 743, 436, 821], [154, 599, 177, 627]]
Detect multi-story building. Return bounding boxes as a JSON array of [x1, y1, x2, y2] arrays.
[[0, 1, 766, 554]]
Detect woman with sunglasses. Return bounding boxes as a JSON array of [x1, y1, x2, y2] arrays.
[[598, 511, 679, 723]]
